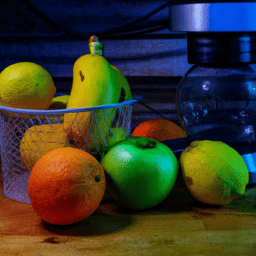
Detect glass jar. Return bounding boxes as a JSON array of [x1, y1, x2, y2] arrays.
[[176, 64, 256, 145]]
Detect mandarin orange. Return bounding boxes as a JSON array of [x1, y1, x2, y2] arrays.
[[28, 147, 105, 225], [131, 119, 187, 141]]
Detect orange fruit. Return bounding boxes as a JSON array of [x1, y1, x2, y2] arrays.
[[28, 147, 106, 225], [131, 119, 187, 141]]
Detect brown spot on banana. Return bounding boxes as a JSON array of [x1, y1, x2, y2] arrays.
[[80, 70, 84, 82], [186, 176, 194, 185]]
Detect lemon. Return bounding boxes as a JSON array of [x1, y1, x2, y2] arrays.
[[20, 123, 68, 171], [0, 62, 56, 109], [180, 140, 249, 205], [48, 94, 70, 110]]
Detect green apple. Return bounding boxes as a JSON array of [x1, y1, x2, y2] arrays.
[[101, 136, 179, 210]]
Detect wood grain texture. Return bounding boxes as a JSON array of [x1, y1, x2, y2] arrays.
[[1, 162, 256, 256], [0, 38, 190, 77], [1, 116, 256, 256]]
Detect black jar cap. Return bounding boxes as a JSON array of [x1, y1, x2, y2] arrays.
[[187, 32, 256, 64]]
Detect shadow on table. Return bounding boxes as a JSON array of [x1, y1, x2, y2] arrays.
[[98, 186, 197, 216], [99, 183, 256, 216], [41, 212, 134, 237]]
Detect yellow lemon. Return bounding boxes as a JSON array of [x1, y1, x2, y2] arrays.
[[0, 62, 56, 110], [48, 94, 70, 110], [180, 140, 249, 205], [20, 123, 69, 171]]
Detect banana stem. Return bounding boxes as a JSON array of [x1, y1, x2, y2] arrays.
[[89, 35, 103, 56]]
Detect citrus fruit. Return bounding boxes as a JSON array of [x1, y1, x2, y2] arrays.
[[131, 119, 187, 141], [106, 127, 128, 147], [101, 137, 179, 210], [0, 62, 56, 110], [46, 94, 70, 122], [20, 123, 69, 171], [28, 147, 106, 225], [180, 140, 249, 205], [48, 94, 70, 110]]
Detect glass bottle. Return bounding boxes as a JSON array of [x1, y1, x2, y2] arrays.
[[176, 64, 256, 145]]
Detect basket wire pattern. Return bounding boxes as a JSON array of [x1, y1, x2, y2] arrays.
[[0, 98, 137, 204]]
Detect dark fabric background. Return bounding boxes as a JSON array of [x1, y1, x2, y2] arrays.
[[0, 0, 171, 39]]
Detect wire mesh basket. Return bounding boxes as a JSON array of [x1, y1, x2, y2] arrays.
[[0, 97, 138, 204]]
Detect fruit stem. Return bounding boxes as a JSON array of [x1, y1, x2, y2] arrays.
[[89, 35, 103, 56], [136, 139, 156, 149], [147, 142, 156, 148]]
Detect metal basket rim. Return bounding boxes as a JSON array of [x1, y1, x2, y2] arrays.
[[0, 98, 140, 115]]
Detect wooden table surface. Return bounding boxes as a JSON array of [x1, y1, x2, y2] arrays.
[[1, 167, 256, 256]]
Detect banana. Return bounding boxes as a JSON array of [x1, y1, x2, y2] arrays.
[[111, 65, 133, 101], [63, 36, 121, 152]]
